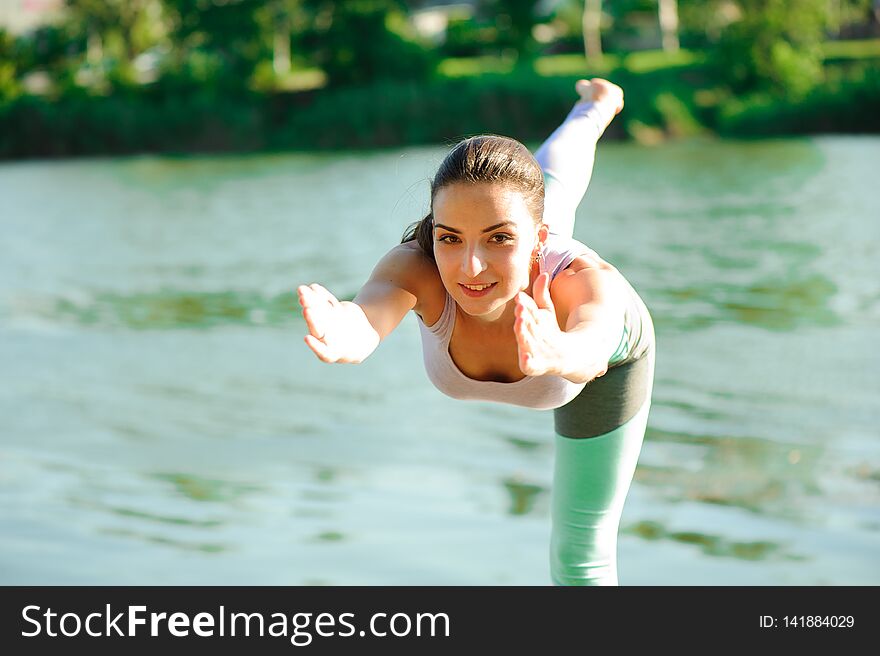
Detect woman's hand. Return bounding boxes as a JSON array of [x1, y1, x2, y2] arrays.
[[513, 273, 569, 377], [297, 283, 379, 363], [514, 273, 611, 383]]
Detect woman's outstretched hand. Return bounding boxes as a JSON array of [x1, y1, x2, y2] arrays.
[[514, 273, 569, 378], [297, 283, 379, 364]]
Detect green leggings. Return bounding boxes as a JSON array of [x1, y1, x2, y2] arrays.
[[550, 352, 654, 586]]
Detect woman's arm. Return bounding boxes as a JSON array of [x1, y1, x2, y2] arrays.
[[513, 257, 625, 384], [550, 261, 626, 383], [297, 243, 429, 364]]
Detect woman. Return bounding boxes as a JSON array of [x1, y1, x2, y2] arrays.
[[297, 79, 655, 585]]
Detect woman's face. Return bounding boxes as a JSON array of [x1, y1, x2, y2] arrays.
[[432, 182, 546, 321]]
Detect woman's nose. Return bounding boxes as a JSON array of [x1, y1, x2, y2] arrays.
[[461, 249, 487, 278]]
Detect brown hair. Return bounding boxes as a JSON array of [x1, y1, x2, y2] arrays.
[[401, 135, 545, 260]]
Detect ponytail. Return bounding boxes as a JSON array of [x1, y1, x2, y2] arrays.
[[401, 212, 435, 261]]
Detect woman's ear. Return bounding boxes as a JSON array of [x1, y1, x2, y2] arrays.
[[537, 223, 549, 250]]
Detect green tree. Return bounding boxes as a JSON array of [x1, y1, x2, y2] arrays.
[[657, 0, 679, 52], [303, 0, 434, 87], [254, 0, 309, 77], [64, 0, 168, 85], [715, 0, 828, 99], [677, 0, 738, 46], [0, 29, 21, 100], [481, 0, 542, 60], [827, 0, 874, 36], [583, 0, 603, 59], [160, 0, 264, 91], [11, 23, 80, 82]]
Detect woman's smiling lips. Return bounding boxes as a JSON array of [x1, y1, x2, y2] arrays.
[[458, 282, 497, 297]]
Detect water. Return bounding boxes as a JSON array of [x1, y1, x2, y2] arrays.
[[1, 137, 878, 585]]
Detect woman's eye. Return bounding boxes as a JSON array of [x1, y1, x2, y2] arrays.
[[436, 234, 512, 244]]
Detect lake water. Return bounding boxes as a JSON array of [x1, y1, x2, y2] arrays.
[[1, 136, 878, 585]]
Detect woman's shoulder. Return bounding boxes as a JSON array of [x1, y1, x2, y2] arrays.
[[545, 234, 618, 277], [387, 241, 439, 278], [544, 233, 618, 278], [547, 235, 625, 306], [385, 241, 445, 320]]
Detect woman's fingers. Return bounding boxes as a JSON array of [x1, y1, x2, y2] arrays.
[[516, 311, 539, 342], [298, 283, 355, 363], [298, 283, 339, 309], [516, 292, 552, 334], [515, 327, 532, 372], [514, 315, 526, 343], [297, 285, 319, 313], [519, 287, 552, 317], [304, 334, 335, 363], [309, 283, 340, 307], [302, 306, 327, 341], [515, 292, 561, 376], [515, 291, 539, 317], [296, 285, 310, 307], [299, 283, 343, 343], [517, 338, 542, 376], [531, 273, 553, 310], [514, 315, 541, 374], [514, 315, 530, 348]]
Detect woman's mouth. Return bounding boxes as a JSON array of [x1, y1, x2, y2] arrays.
[[458, 282, 497, 298]]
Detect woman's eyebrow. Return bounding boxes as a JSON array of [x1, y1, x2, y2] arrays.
[[434, 221, 516, 234]]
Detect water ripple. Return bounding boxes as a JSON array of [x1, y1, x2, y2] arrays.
[[624, 520, 805, 562], [9, 289, 303, 330], [653, 274, 839, 332]]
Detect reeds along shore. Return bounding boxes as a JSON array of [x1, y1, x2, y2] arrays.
[[2, 53, 878, 159]]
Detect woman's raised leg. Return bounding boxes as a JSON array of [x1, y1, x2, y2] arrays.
[[535, 79, 623, 239]]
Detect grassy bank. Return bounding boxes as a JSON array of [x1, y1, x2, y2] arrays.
[[2, 43, 879, 159]]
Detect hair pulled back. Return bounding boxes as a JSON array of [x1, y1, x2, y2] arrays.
[[402, 135, 544, 260]]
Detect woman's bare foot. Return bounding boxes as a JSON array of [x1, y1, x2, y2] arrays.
[[575, 78, 624, 116]]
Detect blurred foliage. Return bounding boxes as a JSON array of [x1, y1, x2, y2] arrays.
[[822, 37, 880, 59], [302, 0, 435, 86], [481, 0, 542, 61], [442, 13, 504, 58], [714, 0, 828, 99], [676, 0, 739, 48], [160, 0, 264, 93], [0, 0, 878, 156], [0, 29, 21, 101], [718, 63, 880, 135], [64, 0, 167, 83]]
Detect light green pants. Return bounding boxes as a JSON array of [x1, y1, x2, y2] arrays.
[[550, 399, 650, 585], [549, 350, 654, 586]]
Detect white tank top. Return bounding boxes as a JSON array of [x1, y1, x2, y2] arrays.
[[415, 233, 652, 409]]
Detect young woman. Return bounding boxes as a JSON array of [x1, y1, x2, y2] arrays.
[[297, 79, 655, 585]]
